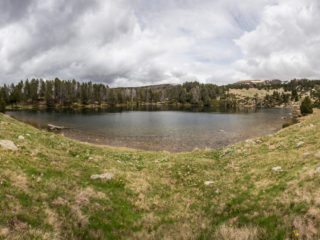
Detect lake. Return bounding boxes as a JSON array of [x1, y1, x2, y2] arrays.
[[7, 107, 293, 152]]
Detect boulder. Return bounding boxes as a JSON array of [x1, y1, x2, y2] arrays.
[[90, 173, 114, 180], [0, 140, 18, 151]]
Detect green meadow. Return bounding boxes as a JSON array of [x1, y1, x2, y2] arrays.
[[1, 111, 320, 239]]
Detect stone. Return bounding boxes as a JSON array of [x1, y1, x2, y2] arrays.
[[26, 134, 31, 137], [0, 140, 18, 151], [303, 152, 312, 157], [245, 139, 256, 144], [204, 181, 214, 186], [272, 166, 282, 172], [269, 145, 276, 150], [316, 167, 320, 173], [314, 151, 320, 158], [90, 173, 114, 180], [296, 141, 304, 147], [18, 135, 24, 140], [255, 139, 262, 144]]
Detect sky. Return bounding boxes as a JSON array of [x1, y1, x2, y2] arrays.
[[0, 0, 320, 87]]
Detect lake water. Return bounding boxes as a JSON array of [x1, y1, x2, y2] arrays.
[[7, 107, 293, 152]]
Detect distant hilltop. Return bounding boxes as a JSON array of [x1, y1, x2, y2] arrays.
[[116, 84, 174, 90], [233, 79, 283, 86]]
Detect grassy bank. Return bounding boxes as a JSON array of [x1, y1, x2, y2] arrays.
[[1, 111, 320, 239]]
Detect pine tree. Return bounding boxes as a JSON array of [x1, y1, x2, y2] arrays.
[[0, 94, 6, 113], [300, 96, 313, 115], [45, 81, 54, 107]]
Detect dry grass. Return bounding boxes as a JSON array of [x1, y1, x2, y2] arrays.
[[2, 110, 320, 239], [213, 224, 261, 240], [229, 88, 287, 99]]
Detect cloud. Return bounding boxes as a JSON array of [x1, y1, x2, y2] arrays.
[[0, 0, 318, 86], [235, 0, 320, 80]]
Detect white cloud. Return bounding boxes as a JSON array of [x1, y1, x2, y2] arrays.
[[0, 0, 318, 86], [235, 0, 320, 80]]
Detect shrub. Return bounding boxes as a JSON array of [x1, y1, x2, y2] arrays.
[[300, 96, 313, 116]]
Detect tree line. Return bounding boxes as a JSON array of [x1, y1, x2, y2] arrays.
[[0, 78, 237, 110], [1, 78, 320, 113]]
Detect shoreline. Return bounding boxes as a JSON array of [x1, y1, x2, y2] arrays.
[[4, 107, 300, 154]]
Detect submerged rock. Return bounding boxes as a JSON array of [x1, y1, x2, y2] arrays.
[[272, 166, 282, 172], [90, 173, 114, 180], [0, 140, 18, 151]]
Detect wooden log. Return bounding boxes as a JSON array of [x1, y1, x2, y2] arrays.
[[48, 124, 65, 130]]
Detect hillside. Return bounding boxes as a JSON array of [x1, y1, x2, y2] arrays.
[[1, 112, 320, 239]]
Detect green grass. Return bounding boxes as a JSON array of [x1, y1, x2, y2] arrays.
[[1, 111, 320, 239]]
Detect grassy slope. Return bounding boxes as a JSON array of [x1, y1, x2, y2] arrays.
[[1, 112, 320, 239], [229, 88, 287, 99]]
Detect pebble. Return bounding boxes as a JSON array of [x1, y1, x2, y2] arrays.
[[18, 135, 24, 140], [272, 166, 282, 172], [204, 181, 214, 186], [296, 141, 304, 147], [303, 152, 312, 157], [245, 139, 256, 144]]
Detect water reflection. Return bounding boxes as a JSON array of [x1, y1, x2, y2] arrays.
[[7, 107, 293, 152]]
